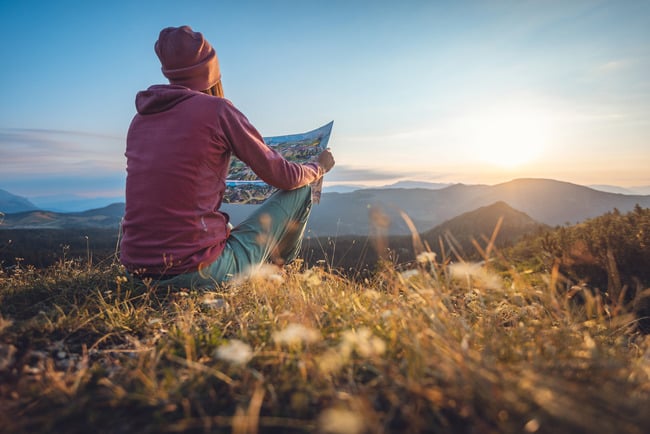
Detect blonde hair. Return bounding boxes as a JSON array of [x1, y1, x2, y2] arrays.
[[203, 80, 224, 97]]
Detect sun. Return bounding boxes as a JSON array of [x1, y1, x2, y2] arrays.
[[466, 107, 552, 168]]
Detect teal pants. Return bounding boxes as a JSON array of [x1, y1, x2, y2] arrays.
[[161, 185, 312, 288]]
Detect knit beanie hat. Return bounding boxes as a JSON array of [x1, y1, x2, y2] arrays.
[[154, 26, 221, 91]]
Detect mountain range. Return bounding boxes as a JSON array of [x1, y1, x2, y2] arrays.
[[302, 178, 650, 235], [2, 179, 650, 236]]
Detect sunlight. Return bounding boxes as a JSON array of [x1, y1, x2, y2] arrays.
[[465, 107, 553, 168]]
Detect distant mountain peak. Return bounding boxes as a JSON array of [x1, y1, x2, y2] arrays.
[[0, 189, 39, 214], [427, 200, 540, 233], [420, 201, 546, 255]]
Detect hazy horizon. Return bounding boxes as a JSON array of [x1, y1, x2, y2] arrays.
[[3, 177, 650, 214]]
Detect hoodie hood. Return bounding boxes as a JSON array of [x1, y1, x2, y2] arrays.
[[135, 84, 198, 114]]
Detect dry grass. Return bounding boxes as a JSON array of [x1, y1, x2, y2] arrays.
[[1, 251, 649, 434]]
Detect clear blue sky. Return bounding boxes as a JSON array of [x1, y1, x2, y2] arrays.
[[1, 0, 649, 199]]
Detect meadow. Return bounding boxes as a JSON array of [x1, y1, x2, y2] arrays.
[[1, 210, 649, 433]]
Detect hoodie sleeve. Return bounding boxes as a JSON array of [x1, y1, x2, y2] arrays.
[[218, 100, 323, 190]]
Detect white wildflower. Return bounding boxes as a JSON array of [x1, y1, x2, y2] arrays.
[[301, 269, 322, 286], [399, 269, 419, 280], [362, 289, 381, 299], [215, 339, 253, 365], [232, 263, 284, 286], [341, 327, 386, 358], [449, 262, 502, 289], [416, 251, 437, 264], [583, 332, 596, 350], [272, 323, 321, 346], [524, 418, 540, 432], [202, 294, 226, 310], [267, 273, 285, 284], [319, 408, 365, 434], [317, 349, 346, 374], [318, 327, 386, 374]]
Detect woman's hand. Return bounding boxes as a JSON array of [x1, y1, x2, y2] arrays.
[[317, 148, 335, 174]]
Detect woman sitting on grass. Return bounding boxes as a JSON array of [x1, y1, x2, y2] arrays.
[[120, 26, 335, 287]]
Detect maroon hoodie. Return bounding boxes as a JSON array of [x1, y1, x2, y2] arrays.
[[120, 85, 321, 275]]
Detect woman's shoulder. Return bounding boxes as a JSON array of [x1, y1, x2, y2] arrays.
[[192, 93, 236, 110], [207, 96, 249, 121]]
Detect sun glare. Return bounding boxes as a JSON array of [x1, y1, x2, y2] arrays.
[[466, 107, 552, 168]]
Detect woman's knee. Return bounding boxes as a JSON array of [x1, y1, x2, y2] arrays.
[[280, 184, 311, 201]]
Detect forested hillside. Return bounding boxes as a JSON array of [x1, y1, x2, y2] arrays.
[[508, 205, 650, 332], [510, 205, 650, 288]]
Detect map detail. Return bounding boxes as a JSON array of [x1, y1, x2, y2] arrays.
[[224, 121, 333, 204]]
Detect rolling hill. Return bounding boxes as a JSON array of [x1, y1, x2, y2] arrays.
[[418, 200, 547, 257], [0, 203, 124, 229]]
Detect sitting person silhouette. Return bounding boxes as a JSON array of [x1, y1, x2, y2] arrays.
[[120, 25, 334, 286]]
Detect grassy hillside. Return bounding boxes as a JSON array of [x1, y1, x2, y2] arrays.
[[1, 221, 649, 433]]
